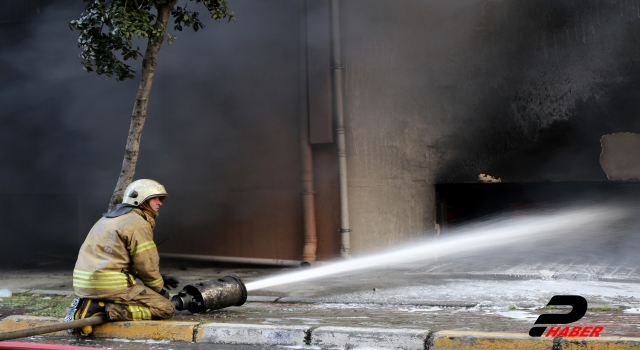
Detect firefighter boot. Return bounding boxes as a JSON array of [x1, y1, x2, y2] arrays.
[[74, 299, 107, 336], [64, 296, 82, 335]]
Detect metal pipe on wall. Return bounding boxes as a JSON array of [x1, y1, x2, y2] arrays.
[[160, 253, 301, 267], [330, 0, 351, 258], [299, 0, 318, 265]]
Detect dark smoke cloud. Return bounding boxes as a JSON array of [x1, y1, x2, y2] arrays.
[[0, 0, 302, 266], [434, 0, 640, 182], [339, 0, 640, 183]]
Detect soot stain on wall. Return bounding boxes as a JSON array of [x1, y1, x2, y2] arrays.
[[428, 0, 640, 183]]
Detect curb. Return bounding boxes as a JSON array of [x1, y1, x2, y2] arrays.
[[0, 316, 198, 342], [432, 330, 554, 349], [92, 320, 197, 342], [1, 316, 640, 349], [311, 326, 429, 350], [0, 316, 68, 337], [559, 337, 640, 350], [196, 323, 309, 346]]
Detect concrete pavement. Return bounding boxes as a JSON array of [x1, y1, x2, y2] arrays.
[[1, 258, 639, 348], [2, 315, 640, 349]]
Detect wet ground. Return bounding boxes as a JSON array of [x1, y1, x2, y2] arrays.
[[1, 256, 639, 341], [172, 300, 640, 336], [7, 338, 288, 349]]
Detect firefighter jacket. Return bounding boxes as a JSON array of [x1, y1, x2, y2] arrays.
[[73, 208, 164, 299]]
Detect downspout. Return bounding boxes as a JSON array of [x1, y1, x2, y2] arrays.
[[159, 253, 301, 267], [299, 0, 318, 265], [330, 0, 351, 258]]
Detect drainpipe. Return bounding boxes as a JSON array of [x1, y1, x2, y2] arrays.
[[299, 0, 318, 265], [330, 0, 351, 258], [160, 253, 301, 267]]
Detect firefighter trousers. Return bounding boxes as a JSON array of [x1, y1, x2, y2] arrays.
[[103, 284, 175, 321]]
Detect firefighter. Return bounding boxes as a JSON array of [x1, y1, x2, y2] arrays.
[[66, 179, 180, 336]]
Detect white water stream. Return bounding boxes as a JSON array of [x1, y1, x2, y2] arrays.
[[246, 206, 623, 291]]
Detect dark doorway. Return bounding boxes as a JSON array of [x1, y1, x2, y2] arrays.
[[434, 181, 640, 268], [436, 182, 640, 230]]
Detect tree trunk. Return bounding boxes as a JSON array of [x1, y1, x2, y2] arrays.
[[108, 1, 178, 211]]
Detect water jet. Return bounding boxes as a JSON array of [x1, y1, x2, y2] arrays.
[[245, 206, 624, 291]]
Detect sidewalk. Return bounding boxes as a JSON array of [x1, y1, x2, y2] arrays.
[[1, 259, 639, 348]]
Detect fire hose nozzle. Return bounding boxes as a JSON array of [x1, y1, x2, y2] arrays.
[[171, 274, 247, 313]]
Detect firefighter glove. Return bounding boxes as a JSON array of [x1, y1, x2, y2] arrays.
[[162, 275, 180, 289], [160, 288, 170, 299]]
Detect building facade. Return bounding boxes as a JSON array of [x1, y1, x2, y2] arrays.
[[2, 0, 640, 266]]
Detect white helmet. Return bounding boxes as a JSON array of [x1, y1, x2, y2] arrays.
[[122, 179, 169, 206]]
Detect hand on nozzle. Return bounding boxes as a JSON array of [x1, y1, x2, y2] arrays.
[[160, 288, 170, 299], [162, 275, 180, 290]]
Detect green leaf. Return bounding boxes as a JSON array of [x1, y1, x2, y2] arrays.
[[71, 0, 234, 80]]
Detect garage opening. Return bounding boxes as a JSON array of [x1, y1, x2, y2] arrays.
[[434, 182, 640, 267], [436, 182, 640, 230]]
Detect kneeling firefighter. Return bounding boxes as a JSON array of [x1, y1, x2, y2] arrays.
[[66, 179, 180, 336]]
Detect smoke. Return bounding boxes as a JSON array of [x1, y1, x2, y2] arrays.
[[338, 0, 640, 183], [3, 0, 640, 267], [435, 0, 640, 182], [0, 0, 303, 266]]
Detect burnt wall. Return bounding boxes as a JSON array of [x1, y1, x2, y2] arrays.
[[340, 0, 640, 253], [342, 0, 640, 184]]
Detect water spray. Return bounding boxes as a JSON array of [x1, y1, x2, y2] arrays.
[[246, 206, 624, 291]]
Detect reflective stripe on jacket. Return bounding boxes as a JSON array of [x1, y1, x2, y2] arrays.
[[73, 208, 164, 298], [72, 270, 131, 289]]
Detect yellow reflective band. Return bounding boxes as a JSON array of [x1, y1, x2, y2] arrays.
[[73, 270, 125, 277], [128, 305, 140, 321], [72, 283, 128, 288], [73, 281, 129, 289], [73, 270, 129, 289], [73, 280, 128, 286], [73, 275, 126, 281], [130, 241, 156, 256], [144, 277, 164, 288], [74, 269, 122, 274], [127, 305, 152, 321], [81, 299, 92, 319], [140, 306, 152, 320]]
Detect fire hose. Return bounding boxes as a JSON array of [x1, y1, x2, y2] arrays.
[[0, 275, 246, 342], [0, 315, 107, 342]]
